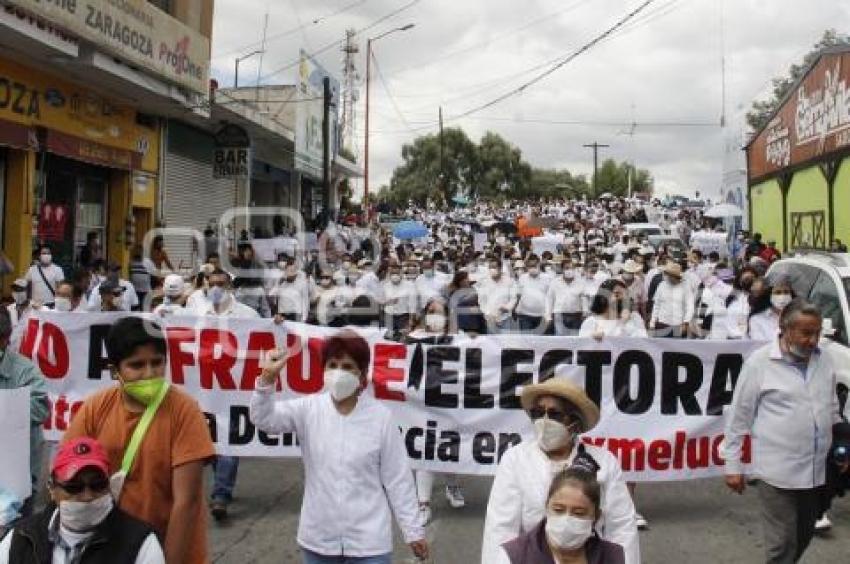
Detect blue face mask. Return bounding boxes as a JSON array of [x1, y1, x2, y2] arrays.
[[208, 286, 227, 305]]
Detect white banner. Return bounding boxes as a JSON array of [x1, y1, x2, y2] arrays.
[[22, 312, 761, 482], [0, 387, 31, 501]]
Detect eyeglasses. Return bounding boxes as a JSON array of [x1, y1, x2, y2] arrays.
[[528, 407, 578, 424], [55, 476, 110, 495]]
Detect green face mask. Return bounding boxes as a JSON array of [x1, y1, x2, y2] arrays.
[[122, 377, 167, 406]]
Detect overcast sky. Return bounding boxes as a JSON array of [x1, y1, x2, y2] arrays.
[[210, 0, 849, 199]]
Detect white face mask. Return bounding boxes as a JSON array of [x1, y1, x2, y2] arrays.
[[40, 254, 52, 265], [12, 291, 27, 305], [545, 513, 594, 550], [325, 368, 361, 401], [425, 313, 447, 333], [390, 274, 402, 284], [528, 267, 540, 277], [534, 418, 571, 452], [771, 294, 792, 310], [59, 494, 114, 532], [54, 297, 72, 312], [489, 268, 501, 279]]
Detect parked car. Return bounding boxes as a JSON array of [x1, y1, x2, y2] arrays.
[[624, 222, 663, 238], [767, 252, 850, 416]]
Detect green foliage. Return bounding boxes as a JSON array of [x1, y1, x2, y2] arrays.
[[593, 159, 653, 197], [746, 29, 850, 132]]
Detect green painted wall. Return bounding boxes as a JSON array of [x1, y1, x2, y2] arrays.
[[835, 157, 850, 247], [750, 179, 783, 249], [786, 166, 829, 249]]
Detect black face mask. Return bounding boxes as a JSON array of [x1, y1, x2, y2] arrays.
[[740, 278, 754, 292]]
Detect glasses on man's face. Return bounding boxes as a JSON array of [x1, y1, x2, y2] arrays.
[[55, 476, 110, 495], [528, 407, 578, 425]]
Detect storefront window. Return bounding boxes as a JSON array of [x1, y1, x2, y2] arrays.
[[76, 177, 107, 261]]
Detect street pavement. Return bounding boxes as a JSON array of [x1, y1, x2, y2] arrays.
[[207, 457, 850, 564]]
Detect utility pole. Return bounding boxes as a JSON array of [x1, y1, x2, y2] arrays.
[[322, 76, 332, 226], [340, 29, 359, 153], [439, 106, 446, 204], [583, 142, 609, 198]]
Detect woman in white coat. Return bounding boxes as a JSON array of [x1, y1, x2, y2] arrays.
[[481, 378, 640, 564], [250, 330, 429, 563]]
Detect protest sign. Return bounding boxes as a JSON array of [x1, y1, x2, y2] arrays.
[[0, 387, 31, 501], [23, 311, 761, 481]]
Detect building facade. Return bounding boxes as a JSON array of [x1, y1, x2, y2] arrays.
[[746, 46, 850, 251]]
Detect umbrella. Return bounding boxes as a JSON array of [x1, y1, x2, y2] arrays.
[[598, 192, 614, 199], [489, 221, 517, 234], [393, 220, 429, 240], [704, 203, 743, 218], [452, 195, 470, 206]]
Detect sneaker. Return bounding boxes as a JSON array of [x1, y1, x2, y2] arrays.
[[445, 485, 466, 509], [815, 513, 832, 532], [210, 500, 228, 522], [635, 513, 648, 530], [418, 503, 432, 525]]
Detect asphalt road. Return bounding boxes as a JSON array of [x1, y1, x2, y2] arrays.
[[206, 458, 850, 564]]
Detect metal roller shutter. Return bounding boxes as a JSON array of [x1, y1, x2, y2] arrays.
[[163, 122, 236, 270]]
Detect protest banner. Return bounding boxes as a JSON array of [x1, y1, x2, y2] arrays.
[[22, 311, 761, 481], [0, 387, 31, 502]]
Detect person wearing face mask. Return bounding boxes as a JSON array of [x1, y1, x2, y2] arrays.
[[0, 437, 165, 563], [381, 264, 417, 336], [24, 246, 64, 308], [7, 278, 34, 328], [63, 317, 214, 564], [311, 270, 350, 328], [722, 267, 758, 339], [748, 278, 794, 342], [271, 260, 310, 324], [496, 468, 625, 564], [619, 260, 646, 320], [87, 263, 139, 312], [476, 258, 518, 333], [515, 256, 550, 333], [724, 300, 847, 564], [482, 379, 639, 564], [250, 331, 430, 563], [580, 279, 647, 340], [152, 275, 187, 318], [648, 262, 694, 338], [415, 258, 448, 310], [545, 260, 586, 336], [95, 281, 126, 313]]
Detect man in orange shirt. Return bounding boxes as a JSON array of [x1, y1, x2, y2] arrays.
[[64, 317, 215, 564]]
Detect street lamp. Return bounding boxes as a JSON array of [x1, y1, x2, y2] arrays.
[[234, 50, 264, 88], [364, 23, 415, 214]]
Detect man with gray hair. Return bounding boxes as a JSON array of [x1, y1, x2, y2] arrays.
[[0, 308, 48, 517], [723, 299, 848, 563]]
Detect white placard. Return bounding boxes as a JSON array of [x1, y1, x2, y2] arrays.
[[0, 387, 31, 501]]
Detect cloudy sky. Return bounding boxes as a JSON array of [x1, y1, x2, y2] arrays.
[[210, 0, 849, 199]]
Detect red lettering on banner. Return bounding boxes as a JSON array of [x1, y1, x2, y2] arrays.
[[37, 322, 69, 379], [19, 318, 40, 358], [586, 432, 752, 472], [240, 331, 279, 391], [284, 334, 325, 394], [373, 343, 407, 401], [45, 396, 84, 431], [648, 439, 672, 470], [166, 327, 196, 384], [198, 329, 238, 390]]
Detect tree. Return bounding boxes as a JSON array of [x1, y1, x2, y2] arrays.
[[747, 29, 850, 132], [594, 159, 653, 197], [475, 132, 532, 199], [528, 168, 590, 199]]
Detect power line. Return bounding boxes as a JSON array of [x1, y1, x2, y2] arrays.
[[213, 0, 369, 61], [449, 0, 658, 121], [370, 49, 416, 133], [259, 0, 422, 83]]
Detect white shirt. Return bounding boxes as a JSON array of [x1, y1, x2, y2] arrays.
[[250, 385, 424, 556], [382, 279, 417, 315], [355, 271, 384, 303], [748, 308, 780, 341], [185, 289, 208, 314], [515, 273, 549, 317], [723, 294, 751, 339], [313, 285, 352, 325], [87, 279, 139, 311], [481, 440, 640, 564], [25, 262, 64, 305], [579, 313, 648, 338], [414, 272, 448, 309], [0, 513, 164, 564], [723, 340, 840, 489], [546, 277, 585, 317], [650, 280, 694, 327], [197, 294, 260, 318], [271, 276, 311, 321], [152, 300, 186, 318], [476, 276, 517, 321]]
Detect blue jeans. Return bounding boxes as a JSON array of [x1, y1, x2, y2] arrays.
[[301, 550, 392, 564], [212, 455, 239, 502]]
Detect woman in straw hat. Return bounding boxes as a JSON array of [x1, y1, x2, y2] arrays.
[[481, 379, 639, 564]]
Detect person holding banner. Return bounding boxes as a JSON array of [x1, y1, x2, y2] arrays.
[[496, 467, 625, 564], [579, 279, 647, 340], [481, 378, 639, 564], [63, 317, 215, 564], [249, 330, 429, 563], [723, 300, 847, 564]]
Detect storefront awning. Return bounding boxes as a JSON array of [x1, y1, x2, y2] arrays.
[[0, 118, 35, 150], [45, 130, 142, 170]]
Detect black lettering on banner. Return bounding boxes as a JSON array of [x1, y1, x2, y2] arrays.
[[87, 324, 112, 380], [405, 427, 424, 459], [229, 405, 254, 446], [577, 350, 612, 407], [498, 432, 522, 461], [407, 343, 425, 391], [258, 430, 279, 446], [500, 349, 534, 409], [473, 432, 496, 464], [438, 431, 461, 462], [424, 346, 460, 408], [203, 412, 217, 442], [661, 352, 703, 415], [539, 349, 573, 382], [706, 354, 743, 415], [613, 350, 655, 414], [463, 347, 493, 408], [424, 420, 438, 459]]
